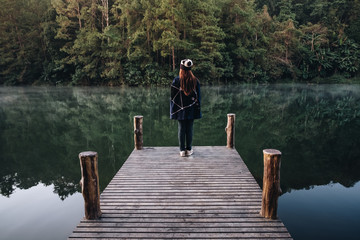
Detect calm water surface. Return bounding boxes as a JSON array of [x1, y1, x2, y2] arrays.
[[0, 84, 359, 240]]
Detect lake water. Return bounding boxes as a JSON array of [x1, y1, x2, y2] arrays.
[[0, 84, 359, 240]]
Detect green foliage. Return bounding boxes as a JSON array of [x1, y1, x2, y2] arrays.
[[335, 39, 360, 76], [1, 0, 360, 85], [0, 0, 50, 85], [277, 0, 296, 22]]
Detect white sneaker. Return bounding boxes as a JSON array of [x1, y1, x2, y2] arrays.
[[186, 149, 193, 156], [180, 151, 186, 157]]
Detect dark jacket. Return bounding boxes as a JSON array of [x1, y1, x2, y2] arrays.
[[170, 76, 202, 120]]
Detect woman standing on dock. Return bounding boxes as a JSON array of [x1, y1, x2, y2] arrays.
[[170, 59, 202, 157]]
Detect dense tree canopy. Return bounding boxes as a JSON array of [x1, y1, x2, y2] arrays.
[[0, 0, 359, 85]]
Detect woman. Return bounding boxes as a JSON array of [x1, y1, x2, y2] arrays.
[[170, 59, 202, 157]]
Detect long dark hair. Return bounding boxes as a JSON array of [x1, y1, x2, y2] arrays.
[[179, 69, 198, 96]]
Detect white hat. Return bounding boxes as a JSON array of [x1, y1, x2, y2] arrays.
[[180, 59, 193, 70]]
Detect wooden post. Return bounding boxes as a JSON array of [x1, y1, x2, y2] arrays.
[[225, 113, 235, 148], [260, 149, 282, 219], [79, 151, 102, 220], [134, 115, 143, 150]]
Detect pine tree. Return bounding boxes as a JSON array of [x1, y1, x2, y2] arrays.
[[0, 0, 50, 84], [221, 0, 269, 82], [299, 23, 329, 78], [153, 0, 184, 71], [186, 0, 225, 81], [269, 19, 301, 79], [52, 0, 110, 84], [277, 0, 296, 23]]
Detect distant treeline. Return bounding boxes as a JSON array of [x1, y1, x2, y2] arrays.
[[1, 0, 360, 85]]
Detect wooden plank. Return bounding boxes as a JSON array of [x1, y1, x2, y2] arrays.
[[100, 192, 262, 196], [95, 213, 277, 218], [97, 209, 261, 214], [76, 222, 286, 228], [100, 199, 262, 203], [80, 218, 283, 224], [69, 146, 292, 239], [99, 206, 262, 211], [72, 227, 290, 233], [100, 194, 262, 198], [100, 202, 261, 206], [69, 232, 292, 239]]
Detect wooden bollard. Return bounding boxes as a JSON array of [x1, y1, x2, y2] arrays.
[[134, 115, 143, 150], [260, 149, 282, 219], [79, 151, 102, 220], [225, 113, 235, 148]]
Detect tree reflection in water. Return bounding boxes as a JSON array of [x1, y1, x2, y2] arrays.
[[0, 84, 359, 200]]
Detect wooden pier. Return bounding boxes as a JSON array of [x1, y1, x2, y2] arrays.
[[69, 146, 292, 239]]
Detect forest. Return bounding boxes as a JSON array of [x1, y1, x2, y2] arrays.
[[0, 0, 360, 86]]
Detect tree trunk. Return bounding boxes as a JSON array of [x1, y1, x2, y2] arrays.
[[311, 32, 314, 52], [260, 149, 282, 219], [134, 116, 143, 150], [76, 2, 82, 29], [105, 0, 109, 27], [79, 151, 101, 220], [172, 47, 175, 71], [101, 0, 109, 30], [225, 113, 235, 149]]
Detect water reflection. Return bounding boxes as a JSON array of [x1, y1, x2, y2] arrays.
[[228, 84, 360, 192], [0, 85, 359, 199], [279, 182, 360, 240], [0, 184, 83, 240]]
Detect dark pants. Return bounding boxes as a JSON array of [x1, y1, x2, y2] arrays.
[[178, 119, 194, 151]]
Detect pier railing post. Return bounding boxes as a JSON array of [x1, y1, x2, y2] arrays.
[[79, 151, 102, 220], [134, 115, 143, 150], [260, 149, 282, 219], [225, 113, 235, 148]]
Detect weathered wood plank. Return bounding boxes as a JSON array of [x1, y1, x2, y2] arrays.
[[100, 191, 262, 196], [98, 209, 261, 214], [69, 238, 292, 240], [100, 199, 262, 203], [100, 206, 262, 211], [79, 217, 284, 227], [69, 146, 292, 239], [69, 232, 292, 239], [95, 213, 277, 219], [102, 189, 262, 193], [100, 201, 261, 207], [100, 194, 262, 198], [76, 223, 287, 230], [80, 218, 284, 224], [72, 227, 290, 233]]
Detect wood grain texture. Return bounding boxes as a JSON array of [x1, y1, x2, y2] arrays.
[[225, 114, 235, 148], [133, 116, 143, 150], [69, 146, 292, 239], [260, 149, 282, 219], [79, 152, 102, 220]]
